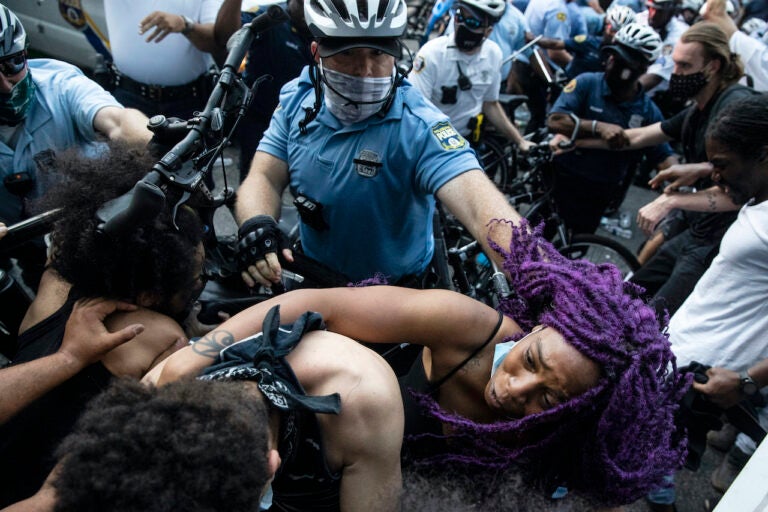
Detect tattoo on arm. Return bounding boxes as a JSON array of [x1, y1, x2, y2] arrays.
[[191, 330, 236, 359], [706, 190, 717, 211]]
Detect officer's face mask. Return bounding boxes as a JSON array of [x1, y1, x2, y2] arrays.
[[454, 6, 490, 52], [319, 60, 394, 125], [605, 56, 645, 92], [0, 71, 36, 126]]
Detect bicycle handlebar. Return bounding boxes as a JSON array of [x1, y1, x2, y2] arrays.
[[96, 4, 289, 236]]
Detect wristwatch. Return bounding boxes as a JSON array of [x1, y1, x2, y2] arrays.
[[739, 371, 759, 397], [181, 15, 195, 35]]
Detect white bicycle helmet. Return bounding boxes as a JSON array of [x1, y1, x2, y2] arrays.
[[0, 5, 26, 58], [741, 17, 768, 37], [610, 22, 663, 63], [605, 5, 637, 32], [680, 0, 703, 11], [305, 0, 407, 56], [459, 0, 507, 22]]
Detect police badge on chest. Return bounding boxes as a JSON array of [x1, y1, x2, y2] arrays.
[[353, 149, 383, 178]]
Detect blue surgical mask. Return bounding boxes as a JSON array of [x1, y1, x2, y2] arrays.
[[491, 326, 546, 376]]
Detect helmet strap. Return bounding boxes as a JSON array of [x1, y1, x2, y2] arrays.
[[299, 63, 323, 135]]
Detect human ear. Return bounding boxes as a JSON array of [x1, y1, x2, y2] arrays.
[[267, 448, 281, 479], [311, 41, 320, 64]]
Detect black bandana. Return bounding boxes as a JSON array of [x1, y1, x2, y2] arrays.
[[200, 305, 341, 415]]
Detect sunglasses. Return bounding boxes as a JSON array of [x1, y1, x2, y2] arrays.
[[0, 52, 27, 78], [455, 8, 487, 30]]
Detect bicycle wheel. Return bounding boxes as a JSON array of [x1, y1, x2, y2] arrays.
[[477, 136, 511, 191], [558, 234, 640, 280]]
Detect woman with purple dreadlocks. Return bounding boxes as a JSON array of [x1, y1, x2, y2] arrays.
[[156, 220, 688, 507]]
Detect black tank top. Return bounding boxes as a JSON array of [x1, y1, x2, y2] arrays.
[[398, 310, 504, 463], [0, 297, 113, 506]]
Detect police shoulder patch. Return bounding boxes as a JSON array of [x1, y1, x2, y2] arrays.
[[414, 56, 426, 73], [431, 121, 467, 150], [573, 34, 587, 43], [563, 79, 577, 93], [556, 11, 567, 21]]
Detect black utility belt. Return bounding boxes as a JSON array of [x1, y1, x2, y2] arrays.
[[113, 69, 209, 101]]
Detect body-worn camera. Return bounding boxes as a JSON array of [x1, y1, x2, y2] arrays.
[[294, 194, 328, 231]]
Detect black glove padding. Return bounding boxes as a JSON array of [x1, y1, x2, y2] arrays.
[[237, 215, 289, 272]]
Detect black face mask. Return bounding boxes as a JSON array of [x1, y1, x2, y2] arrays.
[[605, 63, 644, 93], [669, 71, 709, 100], [454, 24, 486, 52]]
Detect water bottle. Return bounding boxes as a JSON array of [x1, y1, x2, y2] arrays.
[[618, 211, 632, 229], [602, 224, 633, 239]]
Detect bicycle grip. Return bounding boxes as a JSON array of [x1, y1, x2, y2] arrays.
[[97, 177, 166, 237]]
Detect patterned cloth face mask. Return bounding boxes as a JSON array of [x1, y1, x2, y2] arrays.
[[320, 60, 394, 125]]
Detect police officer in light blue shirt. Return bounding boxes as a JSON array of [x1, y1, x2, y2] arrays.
[[0, 5, 151, 287], [525, 0, 572, 41], [235, 0, 523, 286], [0, 7, 151, 226]]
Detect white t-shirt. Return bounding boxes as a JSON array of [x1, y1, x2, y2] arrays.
[[669, 199, 768, 371], [410, 34, 502, 136], [105, 0, 223, 85], [730, 31, 768, 92]]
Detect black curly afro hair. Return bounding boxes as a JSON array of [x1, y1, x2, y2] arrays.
[[53, 378, 271, 512], [36, 143, 205, 318]]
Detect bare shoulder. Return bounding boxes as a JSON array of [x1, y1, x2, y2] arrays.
[[287, 330, 400, 408], [287, 331, 403, 472], [101, 308, 185, 378]]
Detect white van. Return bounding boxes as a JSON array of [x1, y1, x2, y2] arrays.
[[5, 0, 107, 71]]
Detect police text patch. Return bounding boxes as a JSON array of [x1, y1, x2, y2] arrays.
[[431, 122, 467, 150]]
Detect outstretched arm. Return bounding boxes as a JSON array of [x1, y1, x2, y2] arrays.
[[483, 101, 533, 150], [693, 359, 768, 409], [576, 122, 672, 150], [151, 287, 503, 385], [93, 106, 152, 145], [438, 170, 524, 271], [0, 299, 143, 425], [637, 186, 741, 236]]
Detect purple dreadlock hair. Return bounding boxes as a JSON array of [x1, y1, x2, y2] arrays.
[[412, 220, 689, 506]]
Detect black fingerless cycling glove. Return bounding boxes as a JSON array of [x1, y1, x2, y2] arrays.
[[236, 215, 289, 271]]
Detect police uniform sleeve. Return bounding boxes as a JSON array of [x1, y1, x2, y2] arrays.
[[56, 63, 122, 142], [542, 7, 571, 40], [483, 43, 503, 102], [549, 74, 589, 116], [409, 44, 438, 104], [256, 79, 299, 162], [409, 106, 482, 193]]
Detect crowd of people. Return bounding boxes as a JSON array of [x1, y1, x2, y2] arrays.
[[0, 0, 767, 510]]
